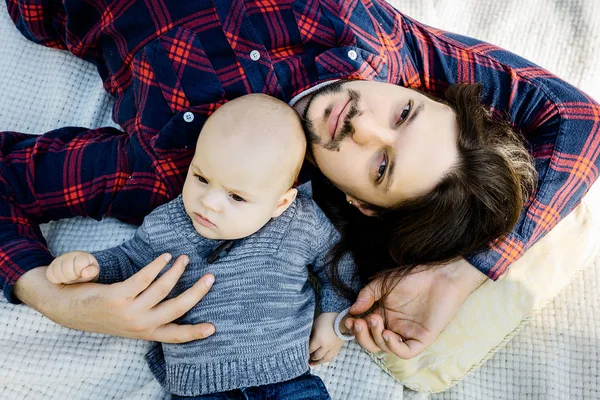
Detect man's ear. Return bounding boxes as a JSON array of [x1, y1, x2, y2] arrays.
[[272, 188, 298, 218]]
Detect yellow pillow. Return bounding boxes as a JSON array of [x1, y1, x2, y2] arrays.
[[373, 181, 600, 393]]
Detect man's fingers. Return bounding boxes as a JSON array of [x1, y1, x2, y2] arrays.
[[152, 273, 215, 323], [150, 322, 216, 343], [344, 317, 356, 332], [352, 319, 382, 353], [349, 279, 382, 315], [136, 255, 189, 308], [366, 314, 392, 353], [382, 329, 426, 360], [123, 254, 173, 296]]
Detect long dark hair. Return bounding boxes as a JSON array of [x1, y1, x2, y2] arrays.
[[314, 83, 537, 301]]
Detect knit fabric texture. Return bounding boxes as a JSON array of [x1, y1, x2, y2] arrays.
[[92, 194, 356, 396]]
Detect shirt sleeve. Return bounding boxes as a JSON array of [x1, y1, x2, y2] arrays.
[[93, 220, 156, 284], [0, 127, 167, 303], [6, 0, 69, 51], [309, 201, 360, 313], [376, 4, 600, 279]]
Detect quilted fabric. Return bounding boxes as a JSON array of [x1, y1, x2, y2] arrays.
[[1, 0, 599, 399]]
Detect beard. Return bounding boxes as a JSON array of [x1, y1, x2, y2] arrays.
[[301, 79, 349, 145], [301, 79, 360, 152]]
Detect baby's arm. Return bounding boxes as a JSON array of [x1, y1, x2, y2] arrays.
[[309, 312, 354, 366], [46, 251, 100, 284], [46, 212, 159, 286], [307, 200, 360, 365]]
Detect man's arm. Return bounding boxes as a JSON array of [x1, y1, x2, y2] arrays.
[[346, 258, 487, 358], [345, 0, 599, 358], [6, 0, 69, 51], [14, 256, 217, 342], [0, 128, 214, 342], [0, 127, 171, 302]]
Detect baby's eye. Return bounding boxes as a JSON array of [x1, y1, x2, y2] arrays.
[[196, 175, 208, 184], [230, 194, 245, 202]]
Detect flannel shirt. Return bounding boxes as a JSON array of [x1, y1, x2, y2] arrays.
[[1, 0, 599, 303]]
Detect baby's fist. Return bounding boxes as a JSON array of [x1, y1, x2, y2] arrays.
[[46, 251, 100, 284]]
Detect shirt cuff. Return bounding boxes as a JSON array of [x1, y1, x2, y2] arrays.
[[465, 232, 526, 280], [1, 240, 55, 304]]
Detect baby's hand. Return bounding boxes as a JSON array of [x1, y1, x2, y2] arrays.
[[46, 251, 100, 284], [309, 312, 344, 366]]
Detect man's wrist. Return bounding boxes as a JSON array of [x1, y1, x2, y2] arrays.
[[442, 258, 487, 294]]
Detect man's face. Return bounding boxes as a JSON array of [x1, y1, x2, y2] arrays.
[[299, 80, 459, 213]]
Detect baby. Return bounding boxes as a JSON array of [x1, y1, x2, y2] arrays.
[[46, 94, 357, 400]]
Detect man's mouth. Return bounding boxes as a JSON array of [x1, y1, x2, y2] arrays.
[[328, 97, 352, 141], [194, 212, 216, 228]]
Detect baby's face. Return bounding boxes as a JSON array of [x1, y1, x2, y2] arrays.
[[181, 130, 291, 240]]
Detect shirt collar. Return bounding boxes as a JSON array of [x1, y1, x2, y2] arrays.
[[288, 79, 340, 107]]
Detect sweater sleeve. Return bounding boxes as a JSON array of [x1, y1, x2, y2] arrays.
[[93, 219, 157, 284], [309, 202, 359, 313]]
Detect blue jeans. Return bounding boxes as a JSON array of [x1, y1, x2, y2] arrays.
[[171, 372, 331, 400]]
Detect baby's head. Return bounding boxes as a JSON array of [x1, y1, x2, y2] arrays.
[[182, 94, 306, 240]]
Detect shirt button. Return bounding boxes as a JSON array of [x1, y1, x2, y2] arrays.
[[347, 49, 358, 60], [250, 50, 261, 61], [183, 112, 194, 123]]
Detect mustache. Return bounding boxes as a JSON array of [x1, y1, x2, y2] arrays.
[[324, 89, 360, 151], [301, 80, 349, 145]]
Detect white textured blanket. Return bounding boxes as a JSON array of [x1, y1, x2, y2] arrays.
[[1, 1, 599, 399]]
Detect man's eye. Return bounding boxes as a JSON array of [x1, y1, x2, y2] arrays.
[[396, 102, 412, 125], [230, 194, 245, 202], [196, 175, 208, 184], [377, 154, 387, 181]]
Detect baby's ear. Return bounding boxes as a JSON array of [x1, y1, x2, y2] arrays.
[[272, 188, 298, 218]]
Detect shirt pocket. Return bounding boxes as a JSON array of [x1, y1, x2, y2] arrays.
[[290, 0, 388, 83], [134, 26, 226, 152], [315, 46, 387, 81]]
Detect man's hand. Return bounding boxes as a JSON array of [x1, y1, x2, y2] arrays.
[[345, 258, 487, 359], [14, 254, 216, 343]]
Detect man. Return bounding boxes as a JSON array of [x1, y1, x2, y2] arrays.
[[1, 0, 598, 360]]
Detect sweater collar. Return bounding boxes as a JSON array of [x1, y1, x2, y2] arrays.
[[167, 195, 223, 248]]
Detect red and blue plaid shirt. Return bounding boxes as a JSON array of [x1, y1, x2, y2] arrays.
[[1, 0, 599, 303]]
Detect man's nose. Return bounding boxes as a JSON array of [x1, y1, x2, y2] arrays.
[[350, 112, 395, 146], [201, 190, 223, 213]]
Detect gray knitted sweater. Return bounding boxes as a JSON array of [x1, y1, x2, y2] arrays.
[[93, 193, 356, 396]]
